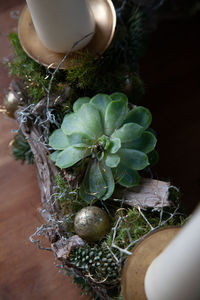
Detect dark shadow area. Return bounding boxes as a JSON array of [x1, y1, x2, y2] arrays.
[[141, 16, 200, 213]]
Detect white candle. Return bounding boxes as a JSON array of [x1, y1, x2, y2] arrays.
[[26, 0, 95, 53], [145, 205, 200, 300]]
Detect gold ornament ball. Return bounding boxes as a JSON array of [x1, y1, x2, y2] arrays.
[[74, 206, 111, 242], [3, 91, 19, 118]]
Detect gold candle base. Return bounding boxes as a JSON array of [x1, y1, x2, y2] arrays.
[[121, 227, 180, 300], [18, 1, 116, 69]]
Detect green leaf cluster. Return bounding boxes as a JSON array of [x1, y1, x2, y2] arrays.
[[12, 130, 34, 164], [64, 269, 94, 298], [72, 275, 94, 298], [49, 93, 157, 202], [103, 4, 148, 69]]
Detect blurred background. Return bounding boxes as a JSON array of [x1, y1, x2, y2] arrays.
[[0, 0, 199, 299]]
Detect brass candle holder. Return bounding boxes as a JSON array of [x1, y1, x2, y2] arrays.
[[18, 0, 116, 69], [121, 227, 180, 300]]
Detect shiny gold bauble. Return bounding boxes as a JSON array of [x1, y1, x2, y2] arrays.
[[74, 206, 110, 242], [3, 91, 19, 118]]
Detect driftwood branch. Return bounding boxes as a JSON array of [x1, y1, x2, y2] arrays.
[[114, 178, 170, 209], [21, 124, 58, 210]]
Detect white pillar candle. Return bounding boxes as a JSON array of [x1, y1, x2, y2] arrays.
[[145, 205, 200, 300], [26, 0, 95, 53]]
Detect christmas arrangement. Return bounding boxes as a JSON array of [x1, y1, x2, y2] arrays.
[[3, 0, 200, 299]]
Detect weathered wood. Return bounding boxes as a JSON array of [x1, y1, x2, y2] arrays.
[[21, 124, 58, 210], [114, 178, 171, 209], [10, 79, 57, 212], [51, 236, 85, 260]]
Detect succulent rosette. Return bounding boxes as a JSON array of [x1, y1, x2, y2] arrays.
[[49, 93, 157, 202]]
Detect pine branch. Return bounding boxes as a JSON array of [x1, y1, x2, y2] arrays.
[[12, 130, 34, 164]]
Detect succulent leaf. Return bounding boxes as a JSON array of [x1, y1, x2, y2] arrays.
[[77, 103, 103, 139], [105, 154, 120, 168], [62, 104, 103, 139], [118, 148, 149, 170], [50, 150, 60, 162], [105, 100, 128, 135], [98, 135, 111, 150], [56, 146, 90, 169], [111, 123, 143, 143], [80, 160, 106, 202], [100, 160, 115, 200], [73, 97, 90, 112], [79, 170, 96, 203], [110, 92, 128, 106], [148, 149, 159, 167], [90, 94, 112, 127], [114, 163, 140, 187], [122, 131, 157, 154], [61, 112, 84, 135], [49, 129, 69, 150], [67, 132, 93, 148], [88, 160, 108, 199], [124, 106, 152, 129], [108, 137, 121, 154]]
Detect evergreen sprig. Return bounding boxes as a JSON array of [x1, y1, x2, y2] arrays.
[[73, 275, 94, 298], [12, 130, 34, 164]]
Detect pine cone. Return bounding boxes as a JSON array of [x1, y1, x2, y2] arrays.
[[69, 245, 120, 284]]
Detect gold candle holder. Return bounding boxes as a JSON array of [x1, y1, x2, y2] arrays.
[[121, 227, 180, 300], [18, 0, 116, 69]]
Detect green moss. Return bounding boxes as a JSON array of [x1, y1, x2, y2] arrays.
[[66, 51, 128, 95], [7, 31, 145, 104], [66, 52, 97, 90], [55, 174, 86, 216], [7, 33, 61, 102], [105, 202, 186, 252]]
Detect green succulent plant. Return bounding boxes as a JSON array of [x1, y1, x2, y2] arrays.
[[49, 93, 157, 202]]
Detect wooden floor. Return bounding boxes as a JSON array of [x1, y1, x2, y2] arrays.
[[0, 1, 200, 300]]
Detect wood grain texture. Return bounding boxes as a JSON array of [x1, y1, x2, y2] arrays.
[[121, 178, 170, 208], [0, 2, 88, 300]]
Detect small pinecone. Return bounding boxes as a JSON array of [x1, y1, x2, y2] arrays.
[[69, 245, 120, 284]]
